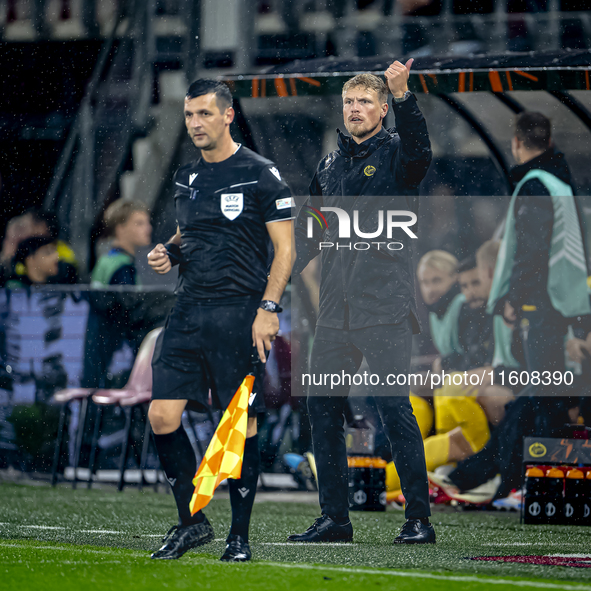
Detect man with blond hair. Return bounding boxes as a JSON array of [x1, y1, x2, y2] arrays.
[[92, 200, 152, 287], [417, 250, 462, 360], [292, 60, 434, 545], [81, 200, 153, 391]]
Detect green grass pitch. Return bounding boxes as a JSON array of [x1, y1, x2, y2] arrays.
[[1, 482, 591, 590]]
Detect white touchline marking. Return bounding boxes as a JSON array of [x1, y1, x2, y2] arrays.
[[10, 525, 66, 530], [262, 542, 584, 548], [80, 530, 124, 534], [262, 542, 355, 547], [0, 558, 124, 566], [261, 562, 591, 590], [0, 542, 146, 558], [0, 524, 175, 538]]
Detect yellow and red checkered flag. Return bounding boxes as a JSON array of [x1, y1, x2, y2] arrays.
[[189, 375, 254, 515]]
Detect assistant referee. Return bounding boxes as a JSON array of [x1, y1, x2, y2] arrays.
[[147, 79, 293, 562]]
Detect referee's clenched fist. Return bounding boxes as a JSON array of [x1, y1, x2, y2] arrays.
[[147, 243, 172, 274]]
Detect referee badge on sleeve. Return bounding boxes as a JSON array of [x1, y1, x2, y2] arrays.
[[276, 197, 293, 210], [221, 193, 243, 220]]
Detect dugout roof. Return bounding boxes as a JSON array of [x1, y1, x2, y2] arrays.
[[216, 49, 591, 197], [220, 49, 591, 97]]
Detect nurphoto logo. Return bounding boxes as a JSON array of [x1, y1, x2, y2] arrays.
[[304, 205, 417, 251]]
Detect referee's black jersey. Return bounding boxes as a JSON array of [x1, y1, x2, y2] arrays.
[[173, 145, 293, 300]]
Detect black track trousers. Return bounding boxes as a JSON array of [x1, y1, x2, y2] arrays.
[[307, 319, 431, 520]]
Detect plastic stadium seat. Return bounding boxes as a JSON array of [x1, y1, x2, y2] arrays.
[[51, 387, 99, 488], [88, 327, 161, 491], [51, 327, 162, 490]]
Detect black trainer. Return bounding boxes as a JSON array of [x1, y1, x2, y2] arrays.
[[220, 534, 252, 562], [393, 519, 436, 544], [151, 517, 215, 559], [287, 515, 353, 543]]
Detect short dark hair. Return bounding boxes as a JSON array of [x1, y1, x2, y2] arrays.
[[14, 236, 55, 264], [186, 79, 233, 111], [515, 112, 551, 151], [458, 255, 477, 275]]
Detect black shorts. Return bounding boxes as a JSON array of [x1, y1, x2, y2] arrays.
[[151, 296, 265, 416]]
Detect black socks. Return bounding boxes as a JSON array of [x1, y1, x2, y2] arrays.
[[228, 434, 260, 543], [153, 426, 205, 526], [154, 427, 259, 537]]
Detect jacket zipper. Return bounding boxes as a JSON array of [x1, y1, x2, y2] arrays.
[[340, 163, 350, 305]]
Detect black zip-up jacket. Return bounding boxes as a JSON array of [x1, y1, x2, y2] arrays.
[[294, 94, 432, 331], [503, 147, 586, 313]]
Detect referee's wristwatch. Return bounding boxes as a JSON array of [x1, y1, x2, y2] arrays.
[[259, 300, 283, 313]]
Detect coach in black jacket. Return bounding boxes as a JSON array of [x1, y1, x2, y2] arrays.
[[289, 60, 435, 545]]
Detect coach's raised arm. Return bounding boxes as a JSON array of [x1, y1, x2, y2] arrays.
[[385, 59, 432, 188]]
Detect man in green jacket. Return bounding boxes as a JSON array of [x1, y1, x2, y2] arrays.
[[81, 200, 152, 389], [432, 112, 589, 502]]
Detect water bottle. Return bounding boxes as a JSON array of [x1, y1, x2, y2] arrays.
[[346, 415, 375, 456], [346, 416, 385, 511], [583, 470, 591, 526], [544, 467, 564, 524], [563, 468, 585, 525], [523, 466, 546, 524]]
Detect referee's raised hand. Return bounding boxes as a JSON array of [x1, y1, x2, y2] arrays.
[[148, 244, 172, 274]]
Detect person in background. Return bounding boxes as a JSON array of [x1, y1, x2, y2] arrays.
[[417, 250, 462, 372], [4, 237, 59, 288], [81, 200, 153, 390], [431, 111, 590, 503], [1, 210, 77, 286], [387, 250, 501, 497], [91, 200, 152, 287]]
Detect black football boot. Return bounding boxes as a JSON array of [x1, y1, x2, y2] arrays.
[[151, 517, 215, 559], [393, 519, 436, 544], [220, 534, 252, 562], [287, 515, 353, 543]]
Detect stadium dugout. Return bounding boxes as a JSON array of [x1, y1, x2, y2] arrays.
[[217, 49, 591, 195]]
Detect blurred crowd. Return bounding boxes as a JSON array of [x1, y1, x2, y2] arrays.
[[0, 200, 152, 290], [3, 0, 589, 56]]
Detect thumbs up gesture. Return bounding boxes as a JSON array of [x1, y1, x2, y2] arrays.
[[385, 58, 413, 99]]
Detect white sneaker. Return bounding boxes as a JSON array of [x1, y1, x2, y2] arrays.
[[492, 489, 524, 511], [453, 475, 501, 505], [427, 471, 460, 496], [428, 471, 501, 505]]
